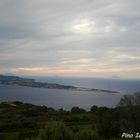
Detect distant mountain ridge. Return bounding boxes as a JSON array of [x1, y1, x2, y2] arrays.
[[0, 75, 119, 93]]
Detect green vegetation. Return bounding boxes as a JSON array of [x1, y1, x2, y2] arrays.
[[0, 92, 140, 140]]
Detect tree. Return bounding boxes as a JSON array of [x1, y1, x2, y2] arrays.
[[71, 107, 86, 113], [117, 92, 140, 132], [118, 94, 134, 106], [95, 110, 120, 139], [90, 105, 98, 112], [118, 92, 140, 106], [134, 92, 140, 105]]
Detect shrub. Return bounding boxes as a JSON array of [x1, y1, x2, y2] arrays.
[[75, 129, 99, 140], [39, 122, 73, 140]]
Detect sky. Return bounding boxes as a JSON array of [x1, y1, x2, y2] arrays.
[[0, 0, 140, 79]]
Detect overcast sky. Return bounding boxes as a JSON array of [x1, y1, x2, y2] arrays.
[[0, 0, 140, 79]]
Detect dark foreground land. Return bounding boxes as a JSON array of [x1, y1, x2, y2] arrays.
[[0, 92, 140, 140]]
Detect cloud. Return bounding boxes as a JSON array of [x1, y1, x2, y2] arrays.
[[0, 0, 140, 79]]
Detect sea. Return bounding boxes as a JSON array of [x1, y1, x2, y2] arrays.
[[0, 76, 140, 110]]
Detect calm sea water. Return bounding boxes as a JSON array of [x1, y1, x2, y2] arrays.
[[0, 77, 140, 110]]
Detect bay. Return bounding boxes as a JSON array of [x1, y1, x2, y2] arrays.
[[0, 77, 140, 110]]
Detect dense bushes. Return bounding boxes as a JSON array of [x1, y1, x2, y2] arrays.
[[37, 122, 99, 140], [39, 122, 73, 140], [75, 129, 99, 140]]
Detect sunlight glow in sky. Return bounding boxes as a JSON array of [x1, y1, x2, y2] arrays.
[[71, 19, 95, 34]]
